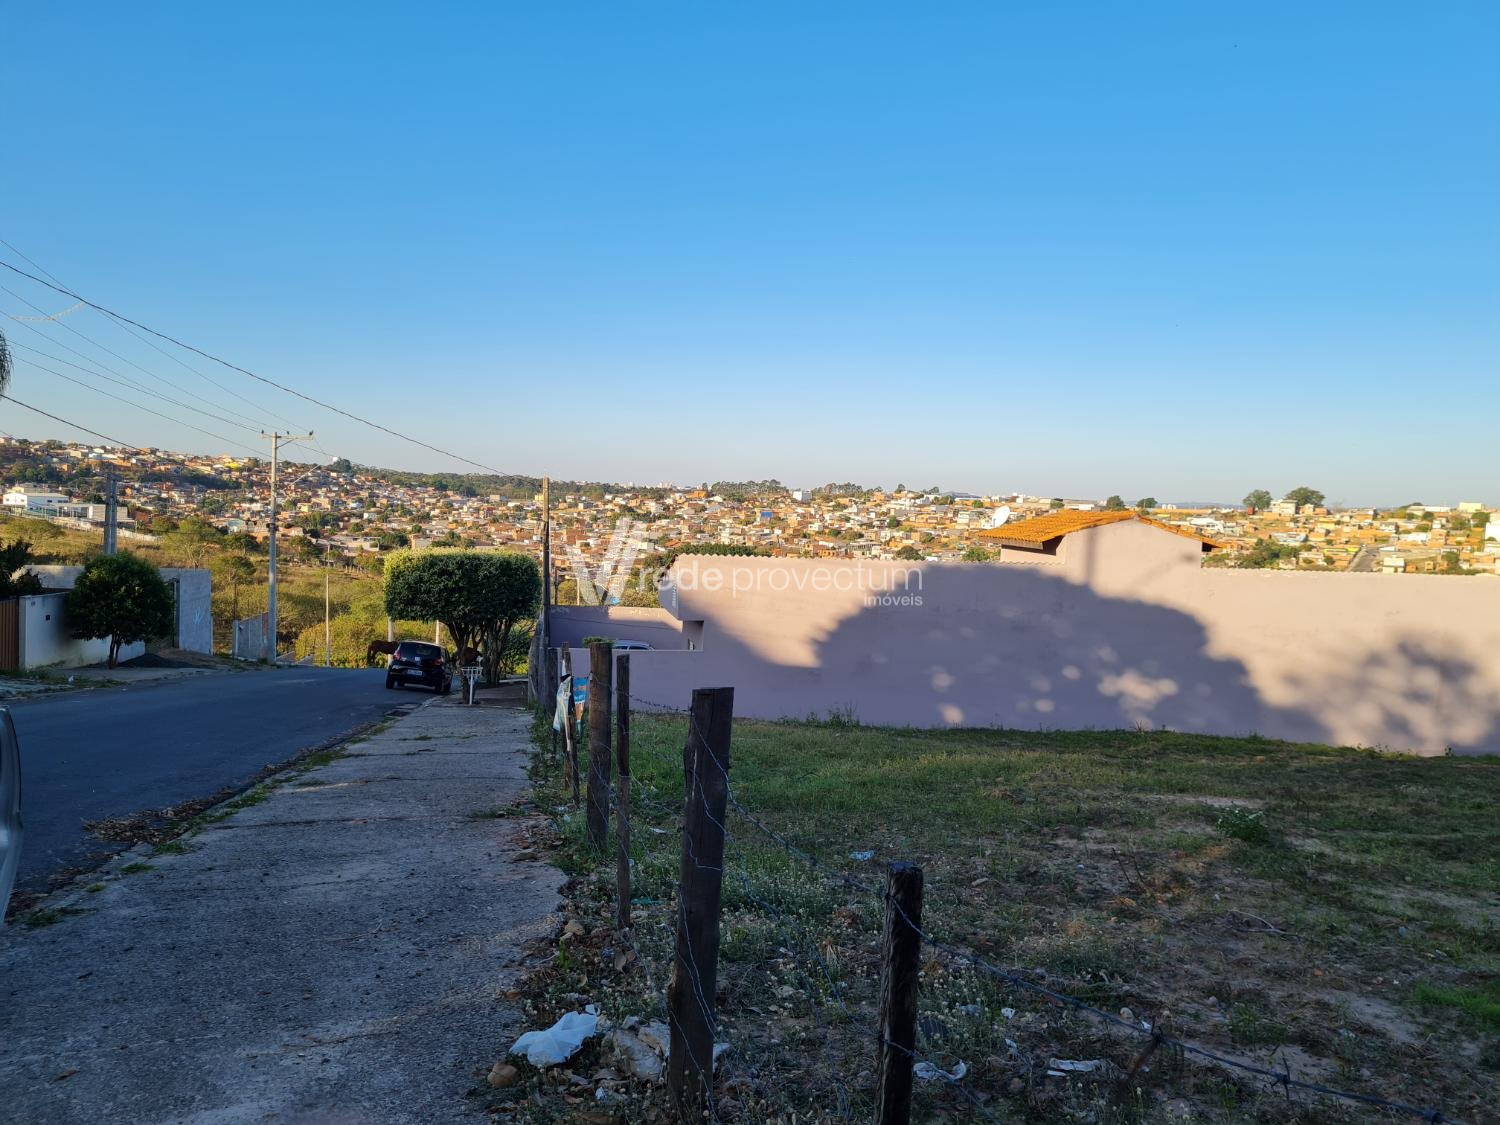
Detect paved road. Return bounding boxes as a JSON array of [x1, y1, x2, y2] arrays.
[[5, 668, 411, 891]]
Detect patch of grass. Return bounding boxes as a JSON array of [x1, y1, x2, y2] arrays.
[[119, 862, 155, 875], [511, 710, 1500, 1122], [1215, 805, 1270, 844], [152, 839, 188, 855], [21, 908, 69, 928], [1412, 979, 1500, 1032], [84, 882, 106, 893], [1227, 1000, 1292, 1046]]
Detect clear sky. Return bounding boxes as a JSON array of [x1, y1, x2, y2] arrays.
[[2, 2, 1496, 505]]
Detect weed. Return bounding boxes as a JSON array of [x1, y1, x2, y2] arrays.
[[84, 883, 106, 893], [119, 862, 154, 875], [152, 840, 188, 855], [1227, 1001, 1291, 1046], [1412, 979, 1500, 1032], [1216, 805, 1270, 844], [22, 908, 68, 928]]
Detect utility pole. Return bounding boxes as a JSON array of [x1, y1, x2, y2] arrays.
[[102, 466, 118, 555], [260, 431, 314, 663], [323, 540, 331, 667], [541, 475, 551, 653]]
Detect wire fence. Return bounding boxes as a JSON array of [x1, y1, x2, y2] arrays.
[[540, 661, 1467, 1124]]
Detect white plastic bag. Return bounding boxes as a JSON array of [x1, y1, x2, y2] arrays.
[[510, 1008, 600, 1067]]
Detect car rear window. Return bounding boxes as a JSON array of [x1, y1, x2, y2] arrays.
[[395, 643, 442, 659]]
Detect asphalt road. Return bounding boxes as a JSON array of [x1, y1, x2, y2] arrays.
[[5, 668, 413, 891]]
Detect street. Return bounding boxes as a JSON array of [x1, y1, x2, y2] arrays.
[[6, 668, 408, 891]]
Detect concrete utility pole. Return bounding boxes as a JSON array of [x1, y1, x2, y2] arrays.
[[546, 477, 558, 660], [260, 431, 314, 663], [323, 541, 331, 667], [102, 466, 118, 556]]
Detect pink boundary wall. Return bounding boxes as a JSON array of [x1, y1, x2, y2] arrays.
[[562, 521, 1500, 756]]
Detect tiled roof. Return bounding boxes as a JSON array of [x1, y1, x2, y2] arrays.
[[977, 509, 1225, 549]]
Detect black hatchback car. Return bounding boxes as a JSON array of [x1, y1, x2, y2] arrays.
[[385, 641, 453, 693]]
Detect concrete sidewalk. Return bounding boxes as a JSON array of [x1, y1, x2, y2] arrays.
[[0, 694, 563, 1124]]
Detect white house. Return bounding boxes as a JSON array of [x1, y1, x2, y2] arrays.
[[2, 486, 70, 513]]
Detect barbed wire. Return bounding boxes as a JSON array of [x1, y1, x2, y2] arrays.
[[608, 693, 1466, 1125]]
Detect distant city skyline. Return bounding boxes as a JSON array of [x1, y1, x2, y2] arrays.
[[2, 3, 1496, 504]]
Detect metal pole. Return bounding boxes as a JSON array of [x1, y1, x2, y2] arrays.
[[323, 557, 331, 667], [265, 433, 278, 663], [261, 431, 314, 663]]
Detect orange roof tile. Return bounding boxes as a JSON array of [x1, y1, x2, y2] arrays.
[[977, 509, 1225, 549]]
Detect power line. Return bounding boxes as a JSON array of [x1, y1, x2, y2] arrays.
[[7, 340, 264, 434], [0, 259, 511, 476], [19, 357, 259, 455], [0, 393, 136, 449], [0, 236, 308, 431], [1, 282, 273, 431]]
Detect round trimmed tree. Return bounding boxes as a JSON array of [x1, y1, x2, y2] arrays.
[[66, 552, 175, 667]]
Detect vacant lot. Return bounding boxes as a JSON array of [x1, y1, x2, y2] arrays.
[[500, 716, 1498, 1123]]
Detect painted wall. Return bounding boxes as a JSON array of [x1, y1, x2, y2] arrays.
[[548, 606, 689, 651], [611, 525, 1500, 756], [22, 564, 213, 665], [17, 593, 145, 669]]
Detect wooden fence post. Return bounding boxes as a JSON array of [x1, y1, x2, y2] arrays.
[[560, 646, 579, 806], [667, 686, 734, 1120], [615, 652, 632, 931], [586, 640, 613, 850], [876, 862, 925, 1125]]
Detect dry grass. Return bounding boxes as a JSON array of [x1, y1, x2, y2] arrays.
[[489, 715, 1499, 1123]]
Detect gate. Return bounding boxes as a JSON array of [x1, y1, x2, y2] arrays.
[[0, 600, 19, 673]]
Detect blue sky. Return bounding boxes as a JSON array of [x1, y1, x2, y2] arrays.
[[2, 2, 1496, 504]]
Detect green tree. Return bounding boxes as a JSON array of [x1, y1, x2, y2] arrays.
[[1136, 497, 1158, 511], [885, 516, 902, 529], [1442, 550, 1464, 574], [1049, 498, 1065, 510], [164, 517, 223, 567], [1237, 539, 1301, 569], [961, 545, 992, 562], [1243, 489, 1274, 512], [1472, 511, 1490, 529], [895, 545, 924, 560], [1282, 486, 1325, 510], [384, 550, 540, 685], [0, 326, 11, 395], [210, 554, 257, 622], [0, 538, 44, 598], [1103, 495, 1127, 511], [66, 552, 175, 667]]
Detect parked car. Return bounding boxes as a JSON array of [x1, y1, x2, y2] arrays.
[[612, 640, 653, 651], [385, 641, 453, 693]]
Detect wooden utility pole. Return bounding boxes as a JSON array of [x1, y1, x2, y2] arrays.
[[586, 639, 612, 850], [260, 431, 314, 662], [615, 652, 631, 931], [667, 686, 734, 1119], [875, 862, 926, 1125]]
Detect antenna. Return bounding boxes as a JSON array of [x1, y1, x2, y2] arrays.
[[990, 505, 1012, 528]]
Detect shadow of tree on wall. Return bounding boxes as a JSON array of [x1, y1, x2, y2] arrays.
[[1272, 637, 1500, 755], [635, 562, 1500, 756], [810, 564, 1271, 735]]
